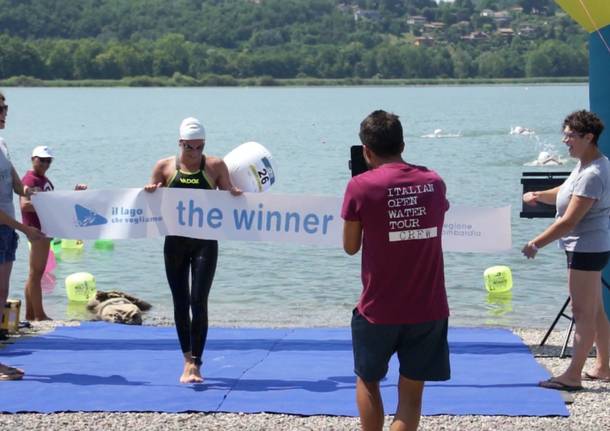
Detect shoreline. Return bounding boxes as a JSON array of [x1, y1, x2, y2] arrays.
[[0, 75, 588, 88], [0, 322, 608, 430]]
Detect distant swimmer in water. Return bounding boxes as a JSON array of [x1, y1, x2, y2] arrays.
[[421, 129, 461, 138], [537, 151, 563, 166], [510, 126, 535, 135], [144, 117, 241, 384], [524, 151, 565, 167]]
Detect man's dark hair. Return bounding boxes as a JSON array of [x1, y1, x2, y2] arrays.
[[0, 91, 4, 102], [359, 110, 404, 157], [563, 110, 605, 145]]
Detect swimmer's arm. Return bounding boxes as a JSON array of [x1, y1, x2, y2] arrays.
[[343, 220, 362, 255], [529, 195, 594, 249], [210, 157, 242, 196], [144, 159, 168, 192], [523, 186, 560, 206]]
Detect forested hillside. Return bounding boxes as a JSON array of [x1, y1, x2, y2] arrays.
[[0, 0, 589, 83]]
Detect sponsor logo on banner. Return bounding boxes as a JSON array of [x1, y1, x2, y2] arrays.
[[110, 206, 163, 225], [75, 204, 108, 227], [74, 203, 163, 228]]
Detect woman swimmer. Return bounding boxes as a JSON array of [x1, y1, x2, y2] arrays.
[[145, 117, 241, 384]]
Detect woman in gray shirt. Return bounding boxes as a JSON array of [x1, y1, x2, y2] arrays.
[[522, 110, 610, 391], [0, 91, 44, 380]]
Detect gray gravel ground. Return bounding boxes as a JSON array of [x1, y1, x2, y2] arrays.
[[1, 322, 608, 431]]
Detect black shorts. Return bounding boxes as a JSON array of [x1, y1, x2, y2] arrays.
[[0, 225, 18, 264], [565, 251, 610, 271], [351, 309, 450, 382]]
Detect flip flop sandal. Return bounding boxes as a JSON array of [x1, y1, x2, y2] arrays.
[[0, 371, 23, 381], [539, 378, 583, 392]]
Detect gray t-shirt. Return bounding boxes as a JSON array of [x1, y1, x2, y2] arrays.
[[0, 137, 15, 219], [556, 155, 610, 252]]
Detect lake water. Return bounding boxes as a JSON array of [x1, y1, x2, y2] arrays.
[[0, 85, 589, 328]]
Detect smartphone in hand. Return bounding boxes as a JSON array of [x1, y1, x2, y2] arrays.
[[349, 145, 368, 177]]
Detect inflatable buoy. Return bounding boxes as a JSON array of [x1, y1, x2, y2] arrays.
[[94, 239, 114, 250], [61, 239, 84, 250], [41, 272, 56, 294], [484, 266, 513, 293], [223, 141, 276, 192], [51, 238, 62, 253], [45, 248, 57, 273], [65, 272, 96, 302]]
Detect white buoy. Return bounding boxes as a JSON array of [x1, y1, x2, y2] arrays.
[[223, 142, 276, 192]]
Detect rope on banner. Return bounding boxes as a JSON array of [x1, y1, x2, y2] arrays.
[[577, 0, 610, 56]]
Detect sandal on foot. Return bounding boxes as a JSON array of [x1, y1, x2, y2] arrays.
[[539, 378, 582, 392]]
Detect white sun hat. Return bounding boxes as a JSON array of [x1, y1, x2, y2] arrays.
[[32, 145, 54, 158]]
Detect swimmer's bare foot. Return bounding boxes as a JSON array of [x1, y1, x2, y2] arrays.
[[179, 362, 192, 384], [0, 363, 24, 380], [188, 363, 204, 384]]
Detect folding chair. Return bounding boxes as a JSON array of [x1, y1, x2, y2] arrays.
[[539, 296, 574, 358], [540, 278, 610, 358]]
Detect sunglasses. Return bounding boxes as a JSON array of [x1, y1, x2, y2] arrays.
[[0, 105, 7, 114], [37, 158, 52, 164], [181, 142, 204, 151], [562, 131, 584, 140]]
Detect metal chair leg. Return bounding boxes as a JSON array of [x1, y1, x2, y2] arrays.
[[560, 317, 575, 358], [540, 296, 572, 348]]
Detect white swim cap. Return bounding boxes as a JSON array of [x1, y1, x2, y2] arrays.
[[32, 145, 54, 158], [537, 151, 550, 162], [179, 117, 206, 140]]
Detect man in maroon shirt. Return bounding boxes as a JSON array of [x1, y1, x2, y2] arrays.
[[20, 146, 86, 320], [342, 110, 450, 431]]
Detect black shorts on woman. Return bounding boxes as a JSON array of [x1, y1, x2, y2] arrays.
[[565, 251, 610, 271], [164, 156, 217, 366]]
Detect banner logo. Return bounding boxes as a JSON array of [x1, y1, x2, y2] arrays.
[[75, 204, 108, 227]]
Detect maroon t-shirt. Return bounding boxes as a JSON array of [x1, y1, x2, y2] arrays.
[[341, 162, 450, 324], [21, 170, 54, 229]]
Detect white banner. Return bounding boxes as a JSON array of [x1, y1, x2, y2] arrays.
[[31, 189, 511, 252], [441, 205, 512, 253]]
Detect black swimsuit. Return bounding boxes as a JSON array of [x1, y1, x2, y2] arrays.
[[164, 156, 217, 365]]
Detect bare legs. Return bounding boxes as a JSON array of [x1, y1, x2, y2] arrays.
[[392, 376, 425, 431], [356, 376, 424, 431], [0, 260, 23, 378], [586, 299, 610, 380], [24, 238, 51, 321], [179, 352, 203, 384], [551, 269, 607, 386], [356, 378, 384, 431], [0, 261, 11, 327]]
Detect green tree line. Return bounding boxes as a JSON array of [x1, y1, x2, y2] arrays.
[[0, 0, 589, 82]]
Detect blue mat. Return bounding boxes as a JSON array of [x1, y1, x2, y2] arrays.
[[0, 323, 568, 416]]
